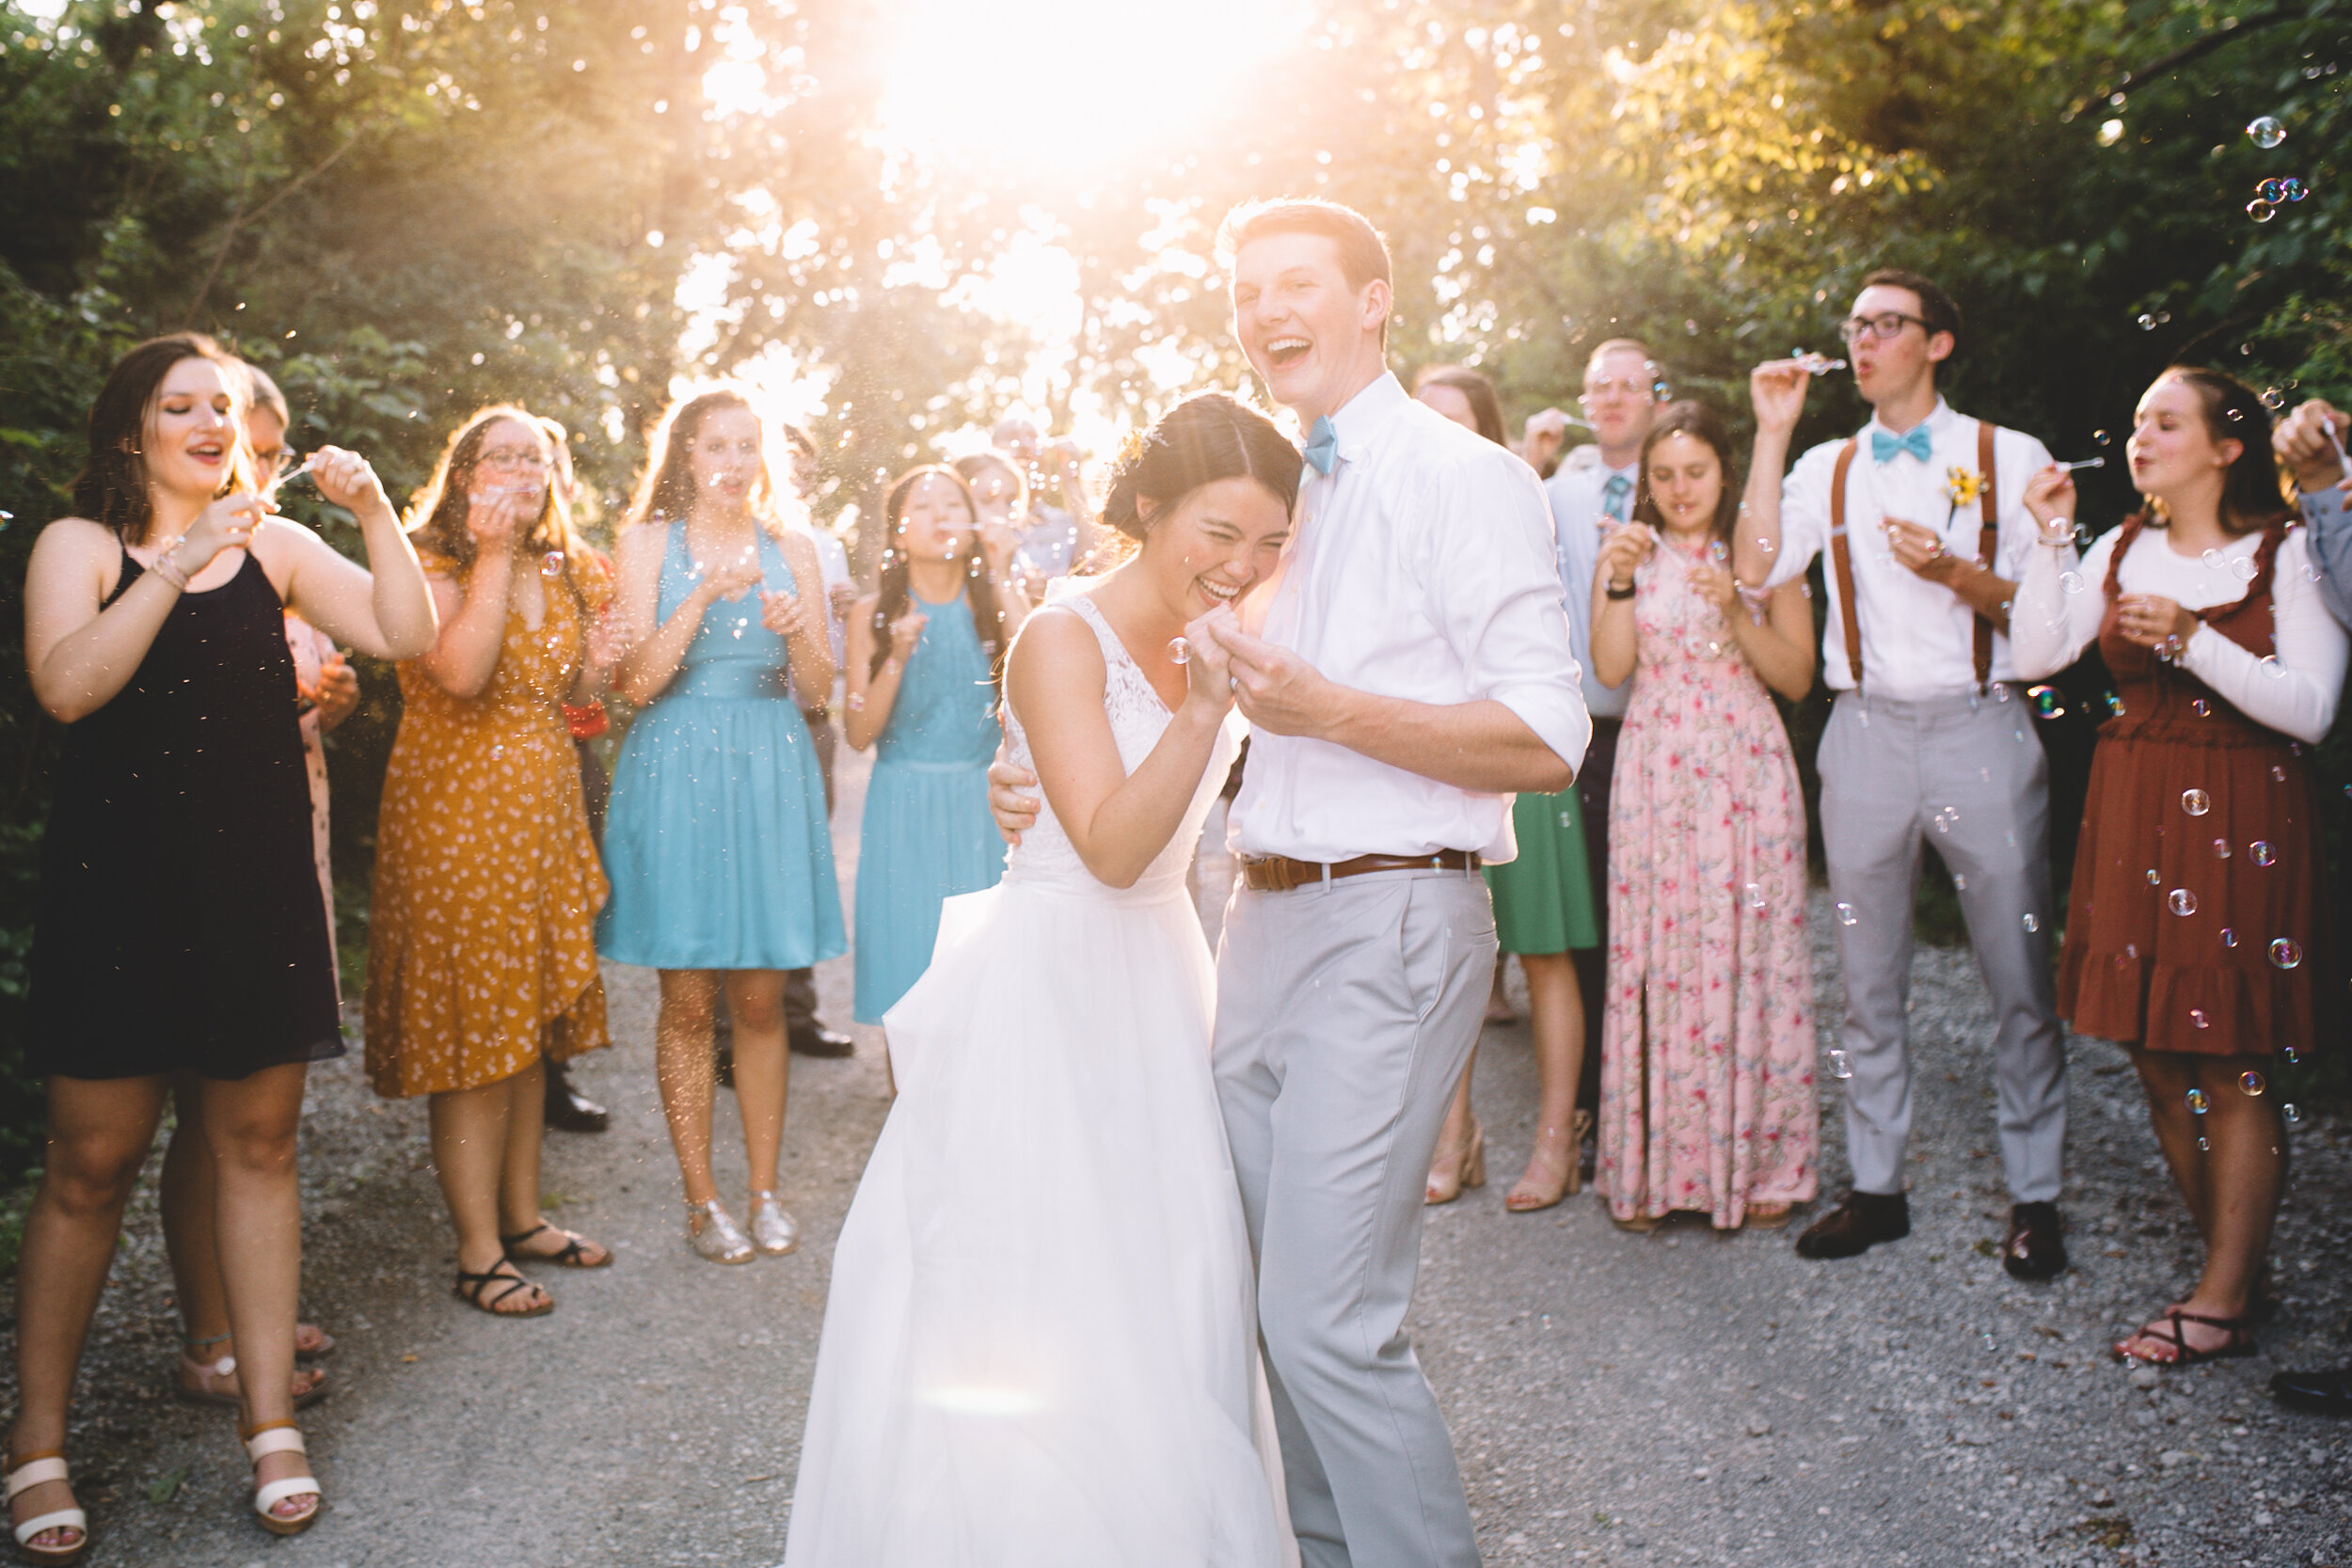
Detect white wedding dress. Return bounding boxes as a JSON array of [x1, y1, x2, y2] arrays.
[[781, 588, 1292, 1568]]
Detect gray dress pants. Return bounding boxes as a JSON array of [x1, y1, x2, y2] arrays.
[[1214, 867, 1494, 1568], [1817, 689, 2067, 1204]]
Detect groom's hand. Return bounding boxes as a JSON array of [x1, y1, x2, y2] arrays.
[[987, 752, 1041, 846], [1205, 622, 1337, 738]]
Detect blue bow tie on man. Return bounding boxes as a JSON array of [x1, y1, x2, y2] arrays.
[[1304, 415, 1339, 477], [1871, 425, 1934, 465]]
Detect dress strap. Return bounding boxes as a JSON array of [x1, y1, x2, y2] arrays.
[[1057, 592, 1139, 678]]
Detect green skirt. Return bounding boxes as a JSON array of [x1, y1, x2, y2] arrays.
[[1486, 788, 1599, 955]]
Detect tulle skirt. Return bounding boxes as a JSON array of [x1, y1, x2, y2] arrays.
[[782, 871, 1290, 1567]]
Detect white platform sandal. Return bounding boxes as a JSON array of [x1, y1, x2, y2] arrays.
[[241, 1419, 320, 1536], [5, 1449, 87, 1563]]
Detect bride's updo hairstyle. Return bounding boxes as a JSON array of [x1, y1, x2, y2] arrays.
[[1099, 391, 1302, 547]]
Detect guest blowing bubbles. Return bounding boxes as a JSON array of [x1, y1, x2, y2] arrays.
[[597, 386, 843, 1264], [17, 333, 435, 1553], [364, 406, 620, 1318], [2012, 368, 2344, 1367]]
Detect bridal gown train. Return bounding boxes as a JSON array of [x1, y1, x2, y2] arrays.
[[781, 589, 1292, 1568]]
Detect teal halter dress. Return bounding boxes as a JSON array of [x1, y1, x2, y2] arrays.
[[596, 522, 846, 971], [852, 588, 1006, 1022]]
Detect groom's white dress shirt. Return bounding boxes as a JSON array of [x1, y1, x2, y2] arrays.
[[1230, 371, 1589, 865]]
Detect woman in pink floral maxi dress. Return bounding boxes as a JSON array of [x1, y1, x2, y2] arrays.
[[1589, 401, 1820, 1230]]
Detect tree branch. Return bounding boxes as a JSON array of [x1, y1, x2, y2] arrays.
[[181, 132, 362, 329], [2090, 6, 2299, 100]]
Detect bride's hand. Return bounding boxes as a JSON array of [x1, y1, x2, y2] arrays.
[[1181, 606, 1239, 717]]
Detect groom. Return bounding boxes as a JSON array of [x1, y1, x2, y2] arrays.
[[995, 198, 1587, 1567]]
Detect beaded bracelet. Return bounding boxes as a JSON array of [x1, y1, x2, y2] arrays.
[[149, 540, 193, 592]]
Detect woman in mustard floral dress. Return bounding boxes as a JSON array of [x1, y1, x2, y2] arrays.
[[1588, 401, 1820, 1230], [366, 406, 619, 1317]]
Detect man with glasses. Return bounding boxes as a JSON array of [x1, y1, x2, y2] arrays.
[[1734, 269, 2070, 1279], [1541, 339, 1658, 1118]]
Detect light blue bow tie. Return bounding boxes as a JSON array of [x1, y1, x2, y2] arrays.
[[1303, 415, 1338, 477], [1871, 425, 1933, 465], [1602, 472, 1632, 522]]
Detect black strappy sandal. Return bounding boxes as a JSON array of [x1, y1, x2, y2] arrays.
[[499, 1222, 611, 1269], [2113, 1309, 2256, 1367], [453, 1261, 554, 1318]]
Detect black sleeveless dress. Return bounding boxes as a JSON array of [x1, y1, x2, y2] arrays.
[[26, 549, 342, 1079]]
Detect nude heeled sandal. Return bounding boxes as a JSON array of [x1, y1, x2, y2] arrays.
[[241, 1419, 321, 1536], [5, 1450, 86, 1563]]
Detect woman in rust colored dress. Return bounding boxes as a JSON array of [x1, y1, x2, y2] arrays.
[[2012, 367, 2345, 1368], [366, 405, 621, 1318]]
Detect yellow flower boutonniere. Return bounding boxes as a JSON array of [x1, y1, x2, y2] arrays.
[[1945, 467, 1986, 508]]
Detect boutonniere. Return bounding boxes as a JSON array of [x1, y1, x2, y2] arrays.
[[1945, 467, 1985, 509]]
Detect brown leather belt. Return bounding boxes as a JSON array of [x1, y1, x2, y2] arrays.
[[1239, 850, 1481, 894]]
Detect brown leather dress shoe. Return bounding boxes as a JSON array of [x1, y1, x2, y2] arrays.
[[1794, 1190, 1909, 1259], [2003, 1200, 2068, 1280]]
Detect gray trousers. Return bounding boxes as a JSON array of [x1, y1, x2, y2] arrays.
[[1817, 689, 2067, 1204], [1214, 869, 1494, 1568]]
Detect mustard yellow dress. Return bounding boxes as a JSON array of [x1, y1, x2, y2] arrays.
[[365, 552, 612, 1097]]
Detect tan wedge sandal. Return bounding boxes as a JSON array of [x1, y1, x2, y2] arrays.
[[5, 1450, 87, 1563]]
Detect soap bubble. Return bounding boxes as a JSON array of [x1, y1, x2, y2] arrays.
[[2192, 698, 2213, 717], [2059, 570, 2086, 594], [2270, 937, 2304, 969], [1835, 902, 1858, 927], [2169, 889, 2199, 916], [2284, 177, 2309, 200], [1953, 873, 1968, 892], [2197, 1135, 2211, 1152], [2284, 1044, 2300, 1064], [2203, 547, 2227, 571], [2221, 927, 2239, 948], [2213, 837, 2233, 859], [2249, 841, 2277, 867], [2232, 554, 2259, 581], [2261, 386, 2289, 411], [2137, 313, 2157, 330], [2190, 1007, 2210, 1029], [2027, 685, 2065, 719], [1827, 1048, 1853, 1080], [2186, 1087, 2211, 1114], [2105, 692, 2126, 717], [2239, 1069, 2267, 1097], [540, 551, 565, 577], [2181, 787, 2211, 816], [2249, 115, 2287, 148], [2092, 429, 2112, 447], [2145, 868, 2163, 886], [2248, 198, 2277, 223], [1743, 882, 1766, 911], [2023, 912, 2040, 933], [1167, 637, 1190, 665], [2284, 1102, 2304, 1126], [2258, 177, 2288, 203], [2260, 655, 2285, 678]]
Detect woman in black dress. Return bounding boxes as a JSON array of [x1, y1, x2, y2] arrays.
[[13, 334, 435, 1555]]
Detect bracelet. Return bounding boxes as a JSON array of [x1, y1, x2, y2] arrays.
[[149, 539, 192, 592], [1604, 580, 1636, 600]]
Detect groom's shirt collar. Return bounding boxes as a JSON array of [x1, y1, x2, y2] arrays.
[[1317, 370, 1411, 468]]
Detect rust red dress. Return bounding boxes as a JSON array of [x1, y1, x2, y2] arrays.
[[2058, 516, 2322, 1055]]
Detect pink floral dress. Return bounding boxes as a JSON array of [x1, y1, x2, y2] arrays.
[[1597, 534, 1819, 1227]]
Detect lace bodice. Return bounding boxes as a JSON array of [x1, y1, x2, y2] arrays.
[[1002, 587, 1239, 900]]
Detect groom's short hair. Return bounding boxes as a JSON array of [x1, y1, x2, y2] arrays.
[[1216, 198, 1393, 345]]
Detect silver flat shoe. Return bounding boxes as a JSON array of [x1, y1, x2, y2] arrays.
[[686, 1199, 755, 1264], [750, 1191, 800, 1256]]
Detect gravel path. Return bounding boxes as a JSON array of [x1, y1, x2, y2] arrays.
[[25, 746, 2352, 1566]]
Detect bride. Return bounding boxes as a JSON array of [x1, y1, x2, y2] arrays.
[[782, 392, 1303, 1566]]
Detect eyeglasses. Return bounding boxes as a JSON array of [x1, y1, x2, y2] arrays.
[[252, 446, 298, 478], [1838, 312, 1931, 345], [477, 448, 549, 473], [1581, 376, 1669, 401]]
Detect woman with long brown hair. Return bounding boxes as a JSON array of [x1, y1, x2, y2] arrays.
[[1588, 398, 1820, 1231], [2014, 367, 2344, 1367], [845, 465, 1027, 1026], [597, 384, 842, 1263], [365, 404, 620, 1318], [17, 332, 434, 1551]]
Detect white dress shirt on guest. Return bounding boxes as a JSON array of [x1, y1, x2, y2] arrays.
[[1544, 450, 1637, 720], [1230, 371, 1590, 865], [787, 514, 852, 670], [1764, 399, 2055, 698], [2010, 522, 2346, 744]]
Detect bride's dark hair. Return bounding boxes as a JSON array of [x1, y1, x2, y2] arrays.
[[1100, 392, 1301, 543]]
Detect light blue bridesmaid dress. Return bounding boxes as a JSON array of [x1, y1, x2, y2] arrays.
[[596, 521, 846, 971], [852, 588, 1006, 1022]]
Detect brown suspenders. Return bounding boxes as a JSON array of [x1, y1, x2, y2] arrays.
[[1824, 420, 2002, 692]]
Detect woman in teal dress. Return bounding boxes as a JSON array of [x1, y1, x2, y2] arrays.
[[846, 465, 1028, 1026], [600, 385, 844, 1265], [1412, 363, 1599, 1214]]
